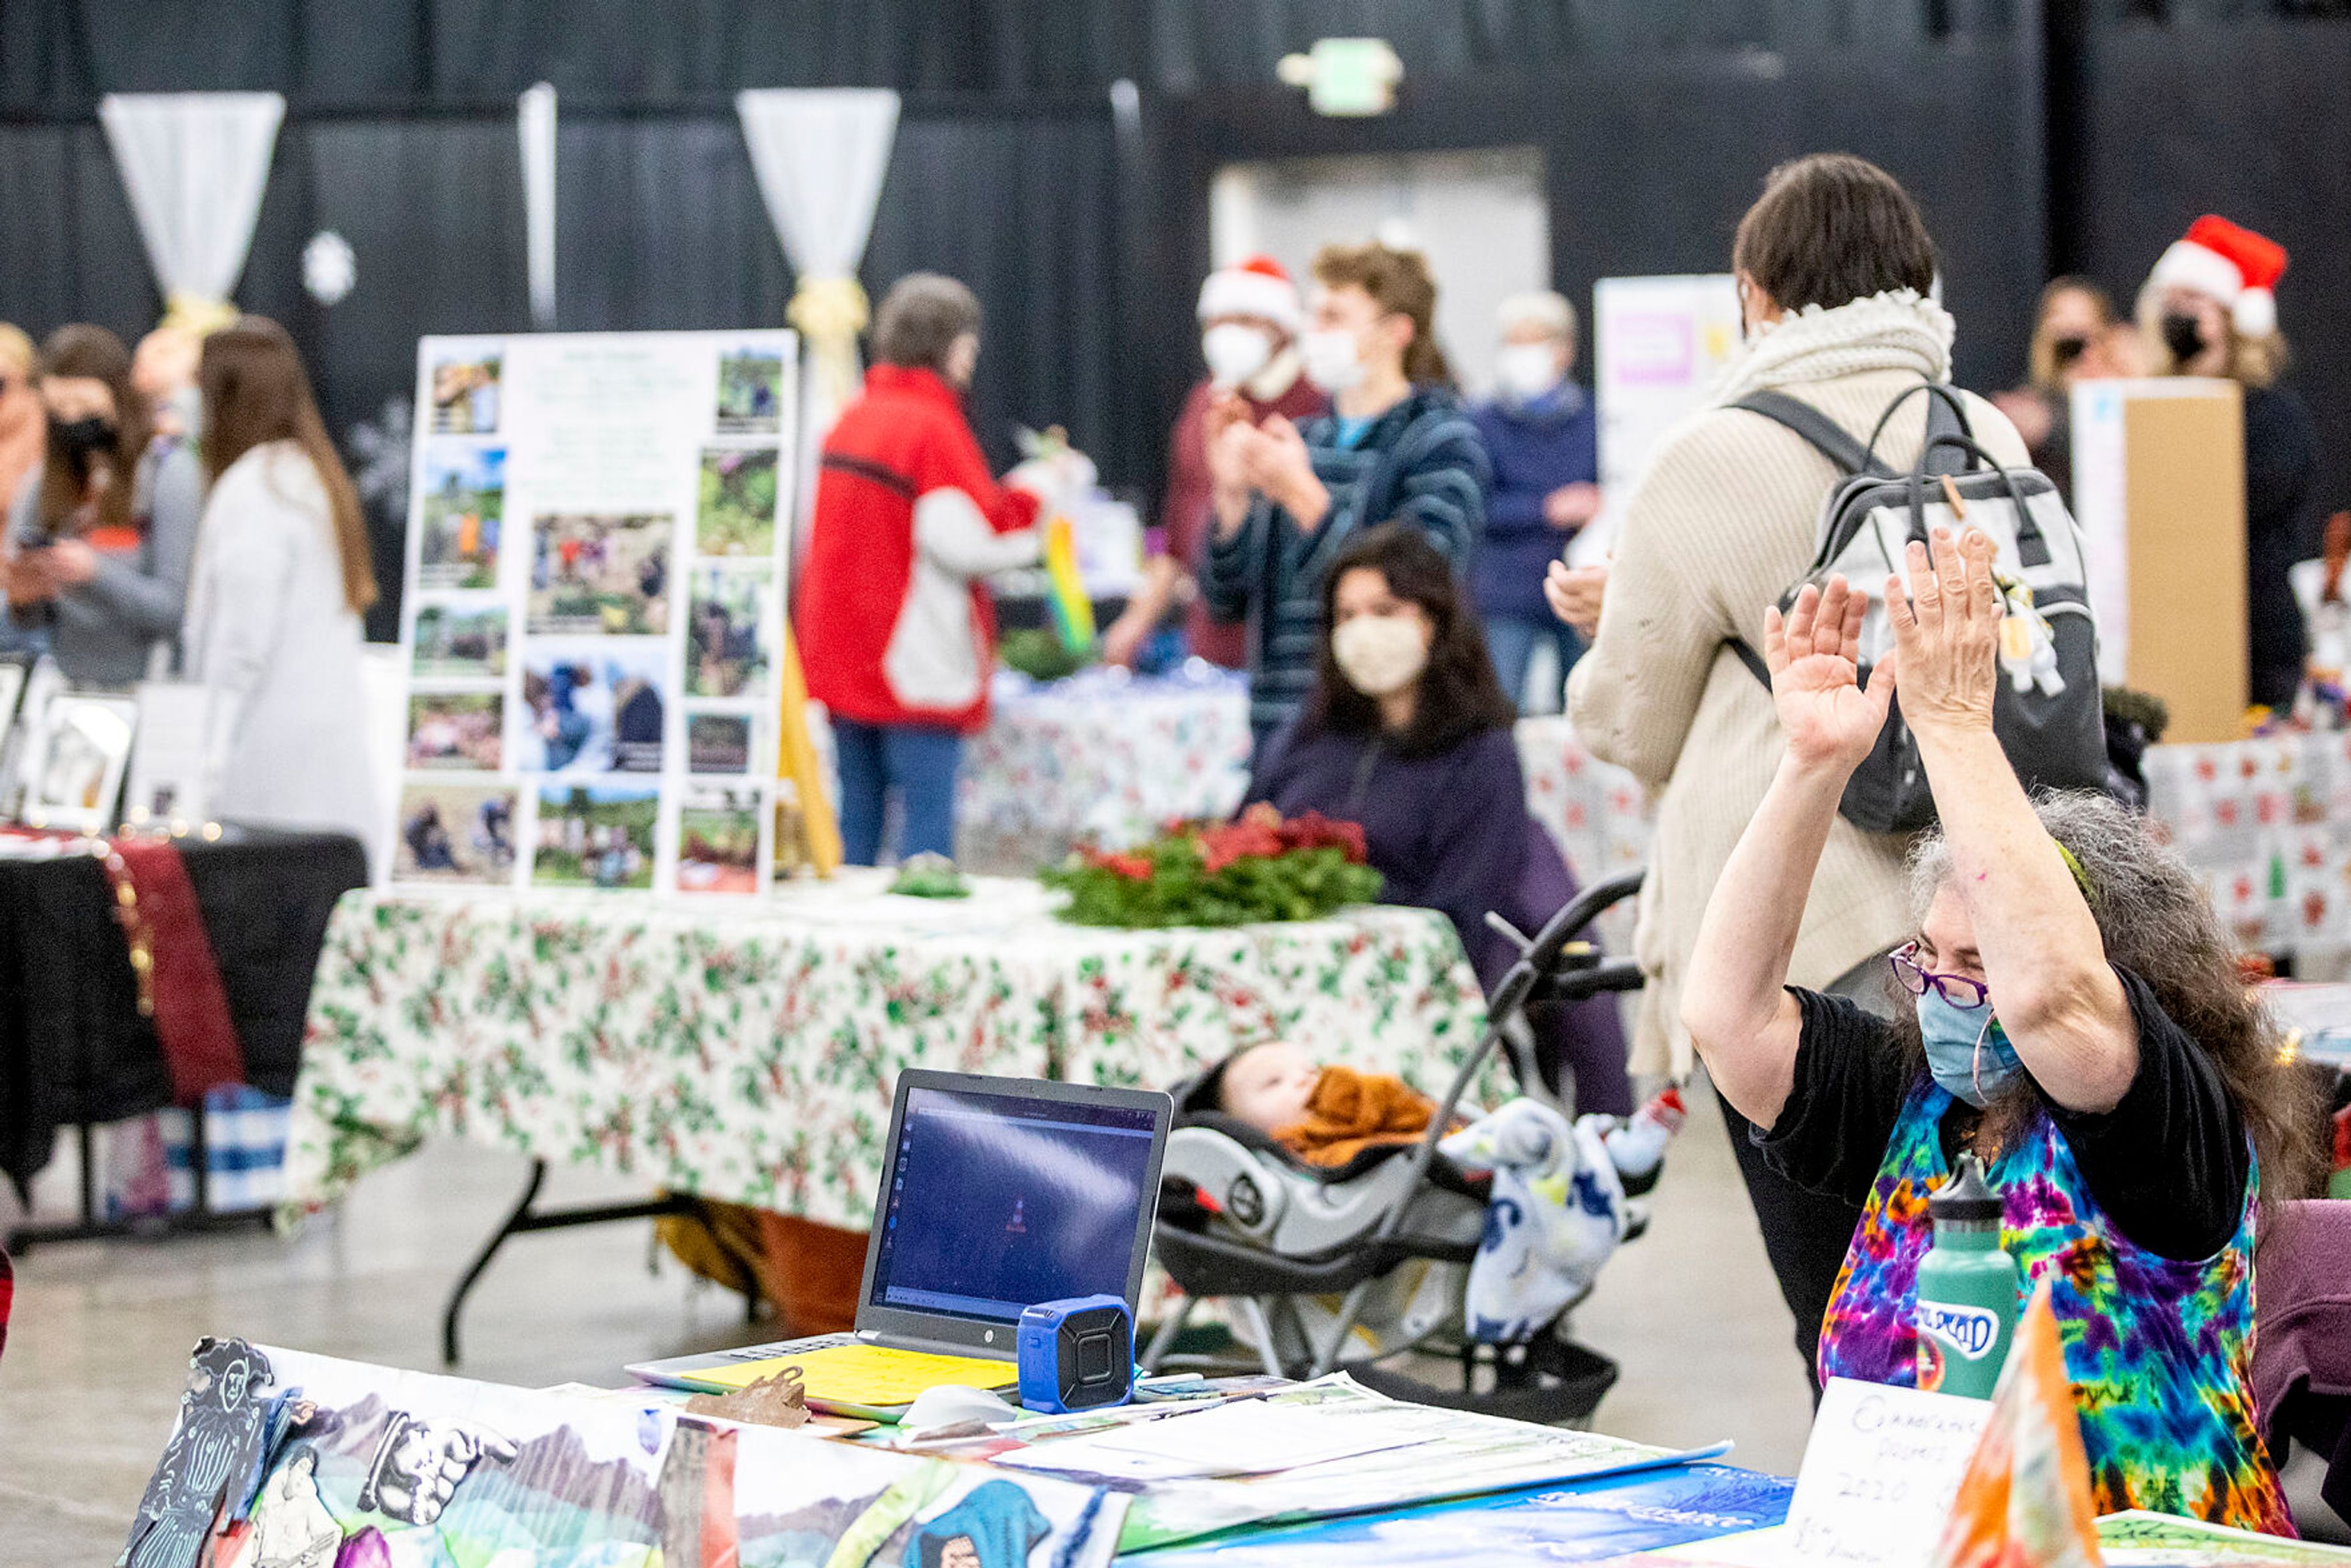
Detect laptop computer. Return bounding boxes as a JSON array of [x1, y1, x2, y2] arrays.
[[628, 1069, 1172, 1420]]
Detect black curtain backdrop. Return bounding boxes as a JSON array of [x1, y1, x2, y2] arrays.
[[0, 0, 2022, 110], [0, 9, 2345, 632], [2075, 18, 2351, 523]]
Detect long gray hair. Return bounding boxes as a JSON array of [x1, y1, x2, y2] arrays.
[[1907, 791, 2320, 1201]]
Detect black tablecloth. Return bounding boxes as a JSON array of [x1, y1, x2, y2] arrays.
[[0, 829, 369, 1198]]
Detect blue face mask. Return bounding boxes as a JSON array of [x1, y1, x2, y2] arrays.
[[1916, 989, 2024, 1108]]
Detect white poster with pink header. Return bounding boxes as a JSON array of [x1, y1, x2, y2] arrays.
[[1581, 274, 1742, 565]]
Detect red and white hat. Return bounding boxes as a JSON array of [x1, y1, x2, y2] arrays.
[[1197, 255, 1302, 332], [2150, 214, 2289, 337]]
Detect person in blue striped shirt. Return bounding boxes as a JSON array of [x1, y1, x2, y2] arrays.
[[1199, 241, 1489, 743]]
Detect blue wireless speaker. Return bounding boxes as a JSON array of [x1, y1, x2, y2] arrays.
[[1016, 1294, 1134, 1414]]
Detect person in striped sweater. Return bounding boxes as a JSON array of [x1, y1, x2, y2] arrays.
[[1200, 241, 1488, 742]]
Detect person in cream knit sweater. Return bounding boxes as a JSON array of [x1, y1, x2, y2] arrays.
[[1560, 154, 2030, 1385]]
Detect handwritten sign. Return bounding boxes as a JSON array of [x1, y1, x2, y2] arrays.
[[1780, 1376, 1993, 1568]]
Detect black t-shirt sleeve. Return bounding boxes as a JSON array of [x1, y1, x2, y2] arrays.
[[2048, 966, 2249, 1262], [1756, 988, 1918, 1207]]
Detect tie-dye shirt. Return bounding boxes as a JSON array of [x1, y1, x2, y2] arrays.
[[1815, 1073, 2292, 1534]]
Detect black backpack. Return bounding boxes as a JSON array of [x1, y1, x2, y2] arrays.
[[1728, 383, 2110, 835]]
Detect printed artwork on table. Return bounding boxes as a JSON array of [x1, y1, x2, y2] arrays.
[[677, 782, 765, 895], [417, 446, 504, 590], [697, 446, 781, 556], [121, 1337, 279, 1568], [518, 639, 665, 774], [411, 602, 508, 680], [20, 692, 138, 831], [529, 512, 672, 636], [686, 563, 771, 697], [394, 782, 517, 885], [406, 692, 503, 771], [130, 1345, 1125, 1568], [715, 347, 787, 435], [533, 782, 658, 890], [688, 712, 752, 775], [428, 350, 501, 435]]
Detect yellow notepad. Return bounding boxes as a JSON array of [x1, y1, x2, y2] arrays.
[[702, 1343, 1016, 1408]]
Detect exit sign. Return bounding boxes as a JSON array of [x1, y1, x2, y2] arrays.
[[1276, 37, 1403, 117]]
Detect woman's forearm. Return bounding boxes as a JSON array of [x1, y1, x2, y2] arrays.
[[1681, 753, 1851, 1127], [1911, 721, 2132, 1106]]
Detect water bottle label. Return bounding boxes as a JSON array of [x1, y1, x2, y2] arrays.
[[1918, 1301, 2002, 1360]]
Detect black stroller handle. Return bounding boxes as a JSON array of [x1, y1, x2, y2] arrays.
[[1370, 868, 1647, 1248]]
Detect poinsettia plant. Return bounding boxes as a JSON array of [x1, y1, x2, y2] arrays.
[[1043, 805, 1381, 928]]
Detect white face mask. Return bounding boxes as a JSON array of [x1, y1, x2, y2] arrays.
[[1300, 327, 1366, 393], [1331, 614, 1430, 697], [1201, 324, 1275, 388], [1493, 343, 1563, 402]]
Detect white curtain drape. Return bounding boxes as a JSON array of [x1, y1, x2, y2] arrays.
[[518, 83, 558, 330], [735, 88, 901, 539], [99, 92, 285, 328]]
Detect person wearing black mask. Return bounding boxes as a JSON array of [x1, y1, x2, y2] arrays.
[[2140, 216, 2320, 713], [1990, 277, 2132, 507], [3, 323, 203, 685]]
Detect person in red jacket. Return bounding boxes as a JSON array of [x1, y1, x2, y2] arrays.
[[799, 274, 1041, 865]]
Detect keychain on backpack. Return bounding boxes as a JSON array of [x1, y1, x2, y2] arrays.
[[1995, 572, 2066, 698]]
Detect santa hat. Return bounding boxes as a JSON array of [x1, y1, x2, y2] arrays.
[[1198, 256, 1302, 332], [2150, 214, 2289, 337]]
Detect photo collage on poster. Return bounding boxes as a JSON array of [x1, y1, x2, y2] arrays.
[[393, 332, 796, 895]]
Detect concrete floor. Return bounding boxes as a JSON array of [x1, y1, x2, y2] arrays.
[[0, 1090, 1870, 1558]]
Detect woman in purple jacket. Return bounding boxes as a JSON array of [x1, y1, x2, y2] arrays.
[[1245, 521, 1631, 1113]]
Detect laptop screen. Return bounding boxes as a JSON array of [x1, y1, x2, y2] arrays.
[[868, 1081, 1161, 1325]]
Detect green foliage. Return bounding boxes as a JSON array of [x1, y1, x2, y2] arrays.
[[999, 628, 1093, 682], [1043, 835, 1381, 929]]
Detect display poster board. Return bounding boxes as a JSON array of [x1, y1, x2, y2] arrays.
[[1583, 274, 1742, 565], [2070, 377, 2246, 741], [392, 331, 798, 894]]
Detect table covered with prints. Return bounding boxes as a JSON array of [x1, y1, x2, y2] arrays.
[[283, 870, 1488, 1229], [954, 664, 1253, 872]]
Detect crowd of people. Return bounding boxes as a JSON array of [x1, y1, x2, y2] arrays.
[[790, 150, 2334, 1532], [0, 314, 380, 842]]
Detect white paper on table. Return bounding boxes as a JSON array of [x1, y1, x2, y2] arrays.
[[993, 1398, 1426, 1481], [1778, 1376, 1993, 1568], [126, 681, 216, 825]]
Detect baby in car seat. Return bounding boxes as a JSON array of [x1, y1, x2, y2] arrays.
[[1207, 1038, 1687, 1343], [1212, 1040, 1440, 1168]]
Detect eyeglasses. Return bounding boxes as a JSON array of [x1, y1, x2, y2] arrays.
[[1889, 942, 1989, 1010]]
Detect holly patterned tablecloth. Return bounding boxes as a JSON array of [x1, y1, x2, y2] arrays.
[[954, 667, 1253, 872], [2141, 729, 2351, 964], [283, 871, 1488, 1229], [1513, 716, 1654, 949]]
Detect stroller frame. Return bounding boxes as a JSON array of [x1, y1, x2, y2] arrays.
[[1145, 869, 1648, 1416]]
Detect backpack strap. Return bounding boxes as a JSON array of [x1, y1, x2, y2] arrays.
[[1730, 391, 1881, 477], [1862, 382, 1976, 476]]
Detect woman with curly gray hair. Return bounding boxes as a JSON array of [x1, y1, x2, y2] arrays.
[[1682, 527, 2316, 1533]]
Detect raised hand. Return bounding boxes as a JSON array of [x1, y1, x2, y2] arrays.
[[1884, 526, 2000, 738], [1764, 574, 1896, 771]]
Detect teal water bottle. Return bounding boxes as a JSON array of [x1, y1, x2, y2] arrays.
[[1913, 1153, 2019, 1399]]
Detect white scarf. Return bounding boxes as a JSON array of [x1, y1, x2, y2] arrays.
[[1711, 288, 1955, 407]]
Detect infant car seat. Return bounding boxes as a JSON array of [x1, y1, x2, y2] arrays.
[[1147, 869, 1648, 1424]]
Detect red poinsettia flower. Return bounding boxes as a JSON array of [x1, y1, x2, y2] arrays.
[[1103, 853, 1154, 882], [1275, 809, 1369, 865]]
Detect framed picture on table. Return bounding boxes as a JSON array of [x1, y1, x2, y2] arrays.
[[18, 692, 139, 835]]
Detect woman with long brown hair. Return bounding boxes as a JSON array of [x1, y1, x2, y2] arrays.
[[181, 317, 381, 842], [4, 323, 205, 683]]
